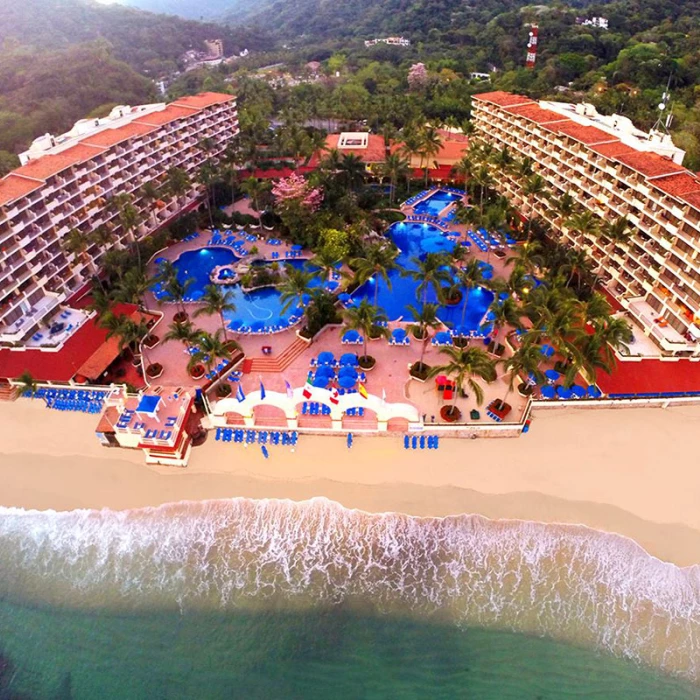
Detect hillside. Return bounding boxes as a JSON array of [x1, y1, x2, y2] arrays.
[[0, 0, 249, 73], [115, 0, 236, 21]]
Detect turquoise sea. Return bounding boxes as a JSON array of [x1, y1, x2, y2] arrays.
[[0, 498, 698, 699]]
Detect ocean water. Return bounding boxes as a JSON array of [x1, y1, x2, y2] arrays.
[[0, 498, 698, 699]]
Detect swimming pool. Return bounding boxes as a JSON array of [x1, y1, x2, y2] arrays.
[[155, 247, 317, 331], [352, 222, 494, 329], [412, 190, 463, 216]]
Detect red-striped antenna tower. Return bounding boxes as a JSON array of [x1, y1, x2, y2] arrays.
[[525, 24, 539, 69]]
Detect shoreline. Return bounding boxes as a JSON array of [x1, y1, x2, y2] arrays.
[[0, 400, 699, 567]]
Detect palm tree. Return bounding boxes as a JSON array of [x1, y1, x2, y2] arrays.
[[451, 154, 473, 185], [197, 162, 220, 228], [310, 247, 344, 282], [409, 252, 452, 304], [596, 216, 631, 285], [104, 314, 152, 366], [350, 242, 399, 307], [166, 167, 191, 207], [487, 296, 522, 354], [139, 182, 160, 227], [193, 284, 237, 339], [469, 165, 494, 219], [342, 299, 389, 365], [562, 247, 592, 291], [419, 126, 442, 186], [506, 240, 543, 274], [500, 341, 545, 403], [428, 345, 497, 417], [62, 228, 96, 274], [279, 265, 315, 314], [490, 145, 514, 172], [157, 269, 195, 318], [339, 153, 367, 191], [406, 302, 441, 369], [164, 318, 199, 353], [112, 267, 151, 311], [454, 258, 487, 332], [14, 370, 38, 399], [565, 209, 599, 246], [577, 292, 613, 331], [240, 177, 269, 225], [522, 174, 547, 241], [189, 328, 235, 376], [381, 152, 410, 204], [581, 316, 633, 376], [554, 192, 576, 222]]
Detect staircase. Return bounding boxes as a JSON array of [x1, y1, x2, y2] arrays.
[[0, 383, 17, 401], [246, 337, 309, 373]]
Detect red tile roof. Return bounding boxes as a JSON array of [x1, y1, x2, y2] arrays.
[[547, 122, 618, 145], [504, 103, 569, 125], [589, 142, 637, 159], [651, 173, 700, 199], [172, 92, 235, 110], [0, 175, 43, 207], [472, 91, 535, 108], [680, 191, 700, 211], [135, 105, 197, 126], [81, 122, 156, 148], [308, 134, 389, 167], [0, 303, 138, 382], [14, 144, 105, 181], [615, 151, 686, 178]]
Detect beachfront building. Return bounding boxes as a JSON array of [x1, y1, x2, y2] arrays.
[[96, 387, 196, 467], [472, 91, 700, 356], [0, 92, 238, 348]]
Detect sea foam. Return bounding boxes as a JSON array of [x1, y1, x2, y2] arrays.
[[0, 498, 697, 683]]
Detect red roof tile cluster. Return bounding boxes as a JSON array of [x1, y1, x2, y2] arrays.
[[307, 134, 389, 167], [0, 175, 43, 206], [13, 144, 106, 181], [135, 105, 196, 126], [547, 122, 618, 145], [680, 191, 700, 211], [504, 103, 569, 125], [615, 151, 686, 178], [652, 173, 700, 199], [172, 92, 235, 110], [81, 122, 157, 148], [472, 91, 534, 108], [589, 142, 636, 159]]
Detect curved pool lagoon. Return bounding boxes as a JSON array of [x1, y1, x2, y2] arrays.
[[352, 222, 494, 328]]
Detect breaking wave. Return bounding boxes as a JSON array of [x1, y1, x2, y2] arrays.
[[0, 497, 697, 683]]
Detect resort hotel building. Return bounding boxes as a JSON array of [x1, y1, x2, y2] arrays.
[[472, 91, 700, 357], [0, 92, 238, 348]]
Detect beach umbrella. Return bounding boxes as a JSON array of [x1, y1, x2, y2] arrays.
[[338, 293, 351, 302], [291, 244, 303, 251], [556, 385, 572, 400], [433, 331, 452, 345], [338, 375, 357, 389], [325, 280, 340, 292], [540, 344, 555, 357], [540, 385, 556, 399], [312, 375, 330, 388], [570, 384, 586, 399], [460, 240, 472, 247], [338, 366, 358, 379], [315, 365, 335, 378], [339, 352, 358, 366], [250, 321, 265, 332], [228, 319, 243, 331], [342, 330, 360, 343], [452, 325, 469, 338], [544, 369, 560, 383], [391, 328, 407, 342], [317, 351, 335, 365], [587, 385, 602, 399]]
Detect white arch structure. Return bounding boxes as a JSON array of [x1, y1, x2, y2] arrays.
[[210, 387, 420, 431]]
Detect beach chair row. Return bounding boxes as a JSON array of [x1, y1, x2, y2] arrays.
[[403, 190, 431, 206], [215, 428, 299, 446], [403, 435, 440, 450], [32, 387, 109, 401], [302, 402, 331, 415], [46, 397, 104, 413], [181, 231, 200, 243]]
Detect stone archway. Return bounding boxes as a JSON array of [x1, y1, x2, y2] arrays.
[[296, 399, 333, 429], [253, 403, 287, 427], [386, 417, 410, 433], [341, 404, 378, 430]]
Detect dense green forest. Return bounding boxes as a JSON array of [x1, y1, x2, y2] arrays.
[[118, 0, 236, 21]]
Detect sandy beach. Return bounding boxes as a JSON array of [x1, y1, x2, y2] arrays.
[[0, 400, 699, 567]]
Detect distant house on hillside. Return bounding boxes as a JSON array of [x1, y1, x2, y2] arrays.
[[364, 37, 411, 47]]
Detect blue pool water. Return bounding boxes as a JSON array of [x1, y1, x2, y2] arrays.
[[353, 222, 493, 328], [156, 248, 316, 330], [412, 190, 462, 216]]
